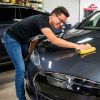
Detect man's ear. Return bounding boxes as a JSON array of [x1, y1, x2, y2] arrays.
[[52, 13, 56, 17]]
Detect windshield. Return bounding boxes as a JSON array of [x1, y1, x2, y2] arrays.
[[79, 11, 100, 30]]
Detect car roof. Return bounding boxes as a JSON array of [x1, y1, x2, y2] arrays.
[[0, 3, 34, 9], [0, 3, 47, 15]]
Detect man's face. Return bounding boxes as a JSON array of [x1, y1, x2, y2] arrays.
[[51, 13, 67, 29]]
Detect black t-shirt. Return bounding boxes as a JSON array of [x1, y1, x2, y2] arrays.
[[7, 14, 51, 44]]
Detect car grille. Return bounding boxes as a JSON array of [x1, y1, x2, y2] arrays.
[[34, 72, 100, 100], [35, 92, 53, 100]]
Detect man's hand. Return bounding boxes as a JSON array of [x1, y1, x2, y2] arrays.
[[75, 43, 92, 50]]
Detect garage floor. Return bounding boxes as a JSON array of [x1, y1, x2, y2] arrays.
[[0, 70, 30, 100]]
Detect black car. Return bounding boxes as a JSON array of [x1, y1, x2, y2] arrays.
[[0, 3, 46, 71], [1, 3, 100, 100], [25, 10, 100, 100]]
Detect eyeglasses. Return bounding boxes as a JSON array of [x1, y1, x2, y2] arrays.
[[56, 15, 65, 25]]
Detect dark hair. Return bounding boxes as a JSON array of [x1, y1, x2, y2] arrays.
[[51, 6, 69, 17]]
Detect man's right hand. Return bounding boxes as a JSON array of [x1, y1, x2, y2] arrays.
[[75, 44, 92, 50]]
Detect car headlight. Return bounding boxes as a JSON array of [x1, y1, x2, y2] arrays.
[[30, 49, 40, 66]]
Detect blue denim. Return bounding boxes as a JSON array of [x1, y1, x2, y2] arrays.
[[2, 32, 28, 100]]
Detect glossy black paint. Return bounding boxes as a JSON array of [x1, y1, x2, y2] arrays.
[[39, 30, 100, 82]]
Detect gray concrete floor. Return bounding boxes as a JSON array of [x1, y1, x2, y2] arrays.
[[0, 70, 30, 100]]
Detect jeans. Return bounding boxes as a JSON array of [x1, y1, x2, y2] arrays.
[[2, 32, 28, 100]]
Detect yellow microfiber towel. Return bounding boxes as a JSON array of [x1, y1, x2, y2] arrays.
[[76, 44, 96, 55]]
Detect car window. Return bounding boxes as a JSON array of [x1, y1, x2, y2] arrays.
[[19, 8, 41, 19], [0, 6, 44, 25], [0, 8, 15, 25], [79, 11, 100, 30]]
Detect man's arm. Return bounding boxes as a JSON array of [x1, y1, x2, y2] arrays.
[[28, 40, 38, 54], [41, 28, 91, 50], [25, 40, 38, 61]]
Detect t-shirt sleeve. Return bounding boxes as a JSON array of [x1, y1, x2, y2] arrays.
[[37, 17, 50, 29]]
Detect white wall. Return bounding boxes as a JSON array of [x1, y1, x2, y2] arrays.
[[43, 0, 100, 25], [43, 0, 80, 25], [80, 0, 100, 21]]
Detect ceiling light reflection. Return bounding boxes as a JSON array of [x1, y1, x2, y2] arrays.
[[77, 38, 93, 43], [48, 61, 52, 69]]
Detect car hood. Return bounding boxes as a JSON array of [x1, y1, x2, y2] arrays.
[[39, 29, 100, 83]]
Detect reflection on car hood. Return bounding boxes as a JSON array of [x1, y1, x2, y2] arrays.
[[63, 29, 93, 39], [39, 29, 100, 83]]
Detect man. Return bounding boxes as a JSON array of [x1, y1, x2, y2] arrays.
[[2, 6, 90, 100]]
